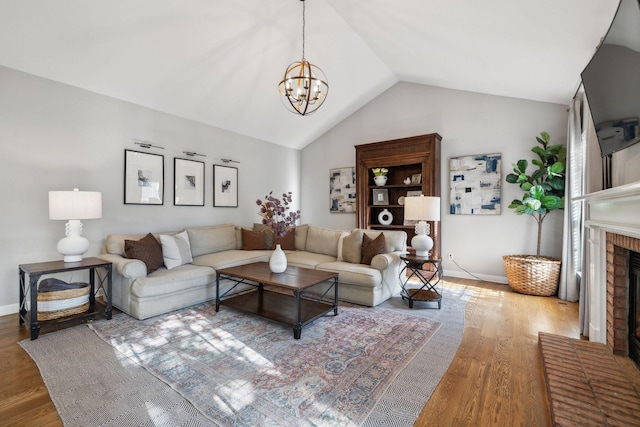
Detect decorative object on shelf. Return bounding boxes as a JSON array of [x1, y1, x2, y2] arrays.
[[174, 158, 205, 206], [49, 188, 102, 262], [411, 173, 422, 184], [372, 188, 389, 205], [278, 0, 328, 116], [372, 167, 388, 186], [124, 149, 164, 205], [257, 191, 301, 273], [450, 153, 502, 215], [404, 177, 412, 185], [213, 164, 238, 207], [398, 196, 405, 205], [404, 195, 441, 257], [378, 209, 394, 225], [503, 132, 565, 295], [329, 166, 356, 213]]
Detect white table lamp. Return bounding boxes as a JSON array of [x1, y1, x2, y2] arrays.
[[49, 188, 102, 262], [404, 195, 440, 257]]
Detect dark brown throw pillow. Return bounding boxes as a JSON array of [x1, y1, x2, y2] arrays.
[[241, 228, 266, 250], [278, 228, 296, 250], [361, 232, 387, 265], [253, 223, 275, 249], [124, 233, 164, 274]]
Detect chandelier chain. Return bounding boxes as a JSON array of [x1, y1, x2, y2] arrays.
[[301, 0, 306, 61]]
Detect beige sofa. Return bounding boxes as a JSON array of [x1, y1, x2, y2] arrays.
[[98, 224, 407, 320]]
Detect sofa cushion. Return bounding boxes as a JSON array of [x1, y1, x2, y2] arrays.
[[193, 250, 270, 270], [278, 228, 296, 250], [124, 233, 164, 274], [336, 231, 350, 261], [294, 224, 309, 251], [366, 229, 406, 252], [131, 264, 215, 298], [241, 228, 267, 250], [361, 232, 387, 265], [285, 251, 337, 269], [159, 231, 193, 269], [186, 224, 237, 257], [305, 226, 344, 257], [316, 261, 382, 288], [253, 223, 275, 249], [342, 229, 364, 264]]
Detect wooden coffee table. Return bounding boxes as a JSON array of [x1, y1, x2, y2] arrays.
[[215, 262, 339, 339]]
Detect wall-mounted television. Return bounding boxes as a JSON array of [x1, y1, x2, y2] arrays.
[[581, 0, 640, 157]]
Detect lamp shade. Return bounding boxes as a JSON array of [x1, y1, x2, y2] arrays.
[[49, 189, 102, 220], [404, 195, 440, 221]]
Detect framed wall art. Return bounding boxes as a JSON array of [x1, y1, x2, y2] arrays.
[[124, 149, 164, 205], [329, 166, 356, 213], [449, 153, 502, 215], [174, 158, 205, 206], [213, 164, 238, 207]]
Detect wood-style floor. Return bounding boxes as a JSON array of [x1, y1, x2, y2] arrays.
[[0, 277, 583, 426]]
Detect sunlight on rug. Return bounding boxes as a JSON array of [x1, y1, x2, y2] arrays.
[[20, 283, 472, 427]]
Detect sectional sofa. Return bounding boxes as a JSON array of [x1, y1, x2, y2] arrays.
[[98, 224, 407, 320]]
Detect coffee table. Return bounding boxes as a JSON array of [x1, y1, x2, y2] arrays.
[[215, 262, 339, 339]]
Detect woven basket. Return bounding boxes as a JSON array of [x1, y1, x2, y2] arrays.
[[502, 255, 561, 296], [37, 279, 90, 321]]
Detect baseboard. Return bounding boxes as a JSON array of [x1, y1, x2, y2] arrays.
[[443, 269, 508, 285], [0, 303, 19, 316]]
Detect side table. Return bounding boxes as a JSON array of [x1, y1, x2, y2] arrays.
[[19, 257, 112, 340], [399, 255, 442, 309]]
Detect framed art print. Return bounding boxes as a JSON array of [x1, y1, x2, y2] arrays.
[[124, 149, 164, 205], [213, 164, 238, 207], [372, 188, 389, 205], [449, 153, 501, 215], [174, 158, 205, 206]]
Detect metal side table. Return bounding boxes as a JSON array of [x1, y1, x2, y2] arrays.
[[399, 255, 442, 309]]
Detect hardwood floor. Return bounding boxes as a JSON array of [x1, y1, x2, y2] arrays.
[[0, 277, 582, 426]]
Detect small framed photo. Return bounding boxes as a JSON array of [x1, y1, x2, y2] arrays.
[[124, 149, 164, 205], [406, 190, 423, 197], [411, 173, 422, 184], [372, 188, 389, 205], [174, 158, 204, 206], [213, 164, 238, 207]]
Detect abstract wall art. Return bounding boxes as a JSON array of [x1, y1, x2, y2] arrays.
[[449, 153, 501, 215], [330, 167, 356, 213]]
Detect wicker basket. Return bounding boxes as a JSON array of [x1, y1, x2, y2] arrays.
[[37, 279, 90, 321], [502, 255, 561, 296]]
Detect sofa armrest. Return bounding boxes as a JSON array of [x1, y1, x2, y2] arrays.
[[97, 253, 147, 280], [370, 252, 402, 271]]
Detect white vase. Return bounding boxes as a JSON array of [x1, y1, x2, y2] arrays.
[[378, 208, 394, 225], [374, 175, 387, 186], [269, 244, 287, 273]]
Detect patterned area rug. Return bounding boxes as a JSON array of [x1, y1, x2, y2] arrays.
[[89, 304, 440, 426], [20, 283, 472, 426]]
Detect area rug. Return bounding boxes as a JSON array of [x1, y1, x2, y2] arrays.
[[20, 282, 472, 427]]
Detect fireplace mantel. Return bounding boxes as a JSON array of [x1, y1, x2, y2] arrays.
[[582, 181, 640, 343]]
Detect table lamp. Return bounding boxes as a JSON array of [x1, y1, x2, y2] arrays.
[[404, 195, 440, 257], [49, 188, 102, 262]]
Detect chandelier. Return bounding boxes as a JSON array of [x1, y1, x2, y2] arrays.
[[278, 0, 328, 116]]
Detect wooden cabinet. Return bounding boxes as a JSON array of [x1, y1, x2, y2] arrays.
[[355, 133, 441, 259]]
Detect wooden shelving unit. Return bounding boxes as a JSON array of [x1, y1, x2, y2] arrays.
[[355, 133, 442, 259]]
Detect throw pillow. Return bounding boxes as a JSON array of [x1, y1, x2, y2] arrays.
[[342, 229, 364, 264], [253, 223, 275, 249], [159, 231, 193, 269], [361, 232, 387, 265], [124, 233, 164, 274], [241, 228, 267, 250], [278, 228, 296, 250]]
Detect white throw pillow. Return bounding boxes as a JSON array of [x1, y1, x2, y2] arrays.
[[160, 231, 193, 269]]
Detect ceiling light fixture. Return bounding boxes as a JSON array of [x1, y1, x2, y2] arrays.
[[278, 0, 328, 116]]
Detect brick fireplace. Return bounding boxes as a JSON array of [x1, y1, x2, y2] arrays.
[[606, 232, 640, 356]]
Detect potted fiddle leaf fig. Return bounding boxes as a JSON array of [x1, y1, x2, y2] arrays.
[[503, 131, 566, 296]]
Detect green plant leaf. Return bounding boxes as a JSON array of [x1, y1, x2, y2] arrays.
[[529, 185, 544, 199], [516, 173, 529, 183], [505, 173, 519, 184], [531, 168, 546, 182], [548, 176, 565, 191], [532, 146, 546, 160], [532, 159, 544, 168], [516, 159, 528, 173], [508, 199, 523, 208], [549, 161, 565, 174], [521, 182, 533, 191], [541, 195, 563, 210]]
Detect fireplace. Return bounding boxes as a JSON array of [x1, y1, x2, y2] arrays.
[[630, 251, 640, 367]]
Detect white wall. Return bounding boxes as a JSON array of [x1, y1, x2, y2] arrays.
[[0, 66, 300, 313], [301, 82, 568, 282]]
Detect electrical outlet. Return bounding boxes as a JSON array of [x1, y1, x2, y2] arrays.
[[448, 252, 454, 259]]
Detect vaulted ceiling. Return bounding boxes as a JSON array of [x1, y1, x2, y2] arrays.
[[0, 0, 619, 149]]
